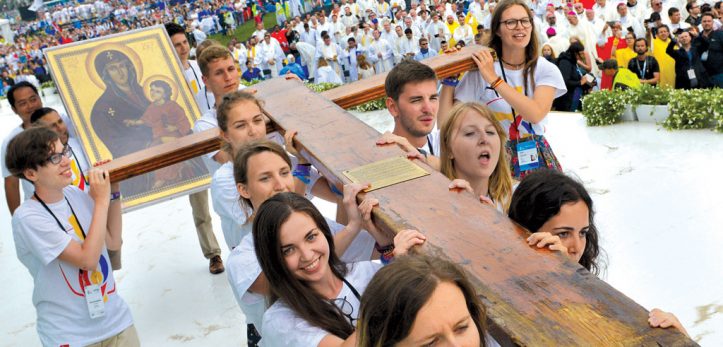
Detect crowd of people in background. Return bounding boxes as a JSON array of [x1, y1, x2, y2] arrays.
[[2, 0, 722, 104]]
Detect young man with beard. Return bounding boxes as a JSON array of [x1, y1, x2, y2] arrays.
[[628, 38, 661, 85], [380, 60, 441, 168]]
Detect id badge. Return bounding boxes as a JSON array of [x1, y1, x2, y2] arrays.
[[84, 284, 106, 319], [687, 69, 696, 79], [516, 140, 540, 171]]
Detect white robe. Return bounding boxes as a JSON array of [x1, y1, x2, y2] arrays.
[[316, 42, 344, 79], [316, 65, 343, 84], [368, 38, 394, 73], [426, 21, 450, 52], [258, 39, 285, 78]]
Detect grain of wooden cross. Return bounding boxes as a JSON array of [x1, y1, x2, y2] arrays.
[[98, 47, 695, 346]]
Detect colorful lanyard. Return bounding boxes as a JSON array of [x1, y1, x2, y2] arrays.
[[34, 192, 87, 239]]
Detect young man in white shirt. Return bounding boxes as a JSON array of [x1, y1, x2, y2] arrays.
[[383, 60, 441, 165], [2, 81, 41, 216], [166, 23, 225, 275], [7, 126, 137, 346]]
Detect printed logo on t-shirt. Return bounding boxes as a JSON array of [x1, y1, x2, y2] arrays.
[[70, 159, 86, 191], [60, 214, 115, 302]]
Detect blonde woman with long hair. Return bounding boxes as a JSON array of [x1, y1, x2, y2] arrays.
[[441, 102, 514, 212]]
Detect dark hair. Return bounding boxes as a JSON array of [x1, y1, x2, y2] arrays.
[[667, 7, 679, 16], [656, 24, 670, 33], [487, 0, 540, 90], [635, 37, 648, 46], [685, 2, 695, 12], [508, 170, 603, 275], [700, 12, 714, 20], [357, 254, 488, 347], [384, 59, 437, 101], [233, 140, 292, 210], [216, 91, 266, 132], [150, 80, 172, 100], [252, 192, 353, 338], [567, 41, 585, 55], [30, 107, 57, 124], [5, 127, 60, 181], [164, 22, 185, 38], [601, 59, 618, 70], [7, 81, 39, 108]]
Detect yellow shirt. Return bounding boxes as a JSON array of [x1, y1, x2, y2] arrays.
[[465, 13, 479, 35], [446, 21, 460, 46], [652, 37, 675, 88], [615, 47, 637, 70]]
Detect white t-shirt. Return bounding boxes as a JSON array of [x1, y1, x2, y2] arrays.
[[12, 186, 133, 346], [227, 218, 375, 331], [1, 125, 34, 199], [191, 85, 247, 174], [211, 162, 252, 250], [260, 261, 382, 347], [210, 148, 320, 251], [193, 109, 222, 174], [184, 60, 215, 114], [421, 128, 441, 157], [454, 58, 566, 138]]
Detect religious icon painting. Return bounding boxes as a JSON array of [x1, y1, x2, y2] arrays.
[[45, 26, 208, 211]]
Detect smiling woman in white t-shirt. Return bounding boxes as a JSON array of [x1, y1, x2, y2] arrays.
[[439, 0, 566, 139], [252, 192, 426, 347]]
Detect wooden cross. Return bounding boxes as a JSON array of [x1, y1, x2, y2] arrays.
[[99, 47, 694, 345]]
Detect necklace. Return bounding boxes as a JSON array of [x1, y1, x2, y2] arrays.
[[500, 57, 525, 69]]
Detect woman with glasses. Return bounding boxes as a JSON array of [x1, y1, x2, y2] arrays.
[[252, 190, 425, 347], [6, 127, 139, 346], [440, 0, 565, 140]]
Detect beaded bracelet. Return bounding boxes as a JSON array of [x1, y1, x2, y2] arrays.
[[110, 191, 122, 201]]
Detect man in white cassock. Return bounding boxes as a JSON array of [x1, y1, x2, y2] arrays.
[[426, 13, 450, 52], [295, 41, 318, 82], [398, 28, 419, 60], [342, 37, 363, 82], [258, 33, 285, 78], [316, 33, 344, 79], [368, 29, 395, 73]]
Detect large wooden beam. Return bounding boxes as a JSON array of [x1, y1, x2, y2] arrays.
[[99, 47, 477, 180], [320, 46, 477, 109], [252, 78, 695, 346]]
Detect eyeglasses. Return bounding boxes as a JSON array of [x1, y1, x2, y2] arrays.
[[330, 296, 356, 326], [501, 17, 532, 29], [47, 145, 71, 165]]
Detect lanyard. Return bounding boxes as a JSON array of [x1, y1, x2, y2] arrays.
[[341, 277, 361, 300], [492, 59, 529, 139], [426, 135, 435, 156], [33, 192, 87, 239], [636, 58, 647, 79]]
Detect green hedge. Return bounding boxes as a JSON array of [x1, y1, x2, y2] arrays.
[[581, 87, 723, 132]]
